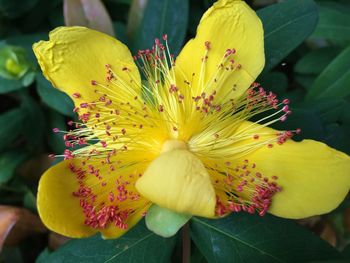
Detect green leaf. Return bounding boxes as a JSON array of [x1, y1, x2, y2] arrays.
[[295, 74, 316, 90], [130, 0, 189, 55], [0, 107, 26, 152], [0, 0, 39, 18], [295, 47, 341, 75], [258, 72, 288, 95], [23, 190, 37, 212], [257, 0, 318, 72], [323, 123, 350, 154], [36, 73, 75, 117], [272, 108, 325, 141], [0, 151, 27, 184], [312, 3, 350, 42], [19, 93, 46, 152], [41, 220, 177, 263], [47, 110, 67, 154], [306, 46, 350, 100], [0, 77, 24, 93], [191, 214, 343, 263]]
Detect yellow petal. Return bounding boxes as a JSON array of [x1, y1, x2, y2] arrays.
[[135, 149, 216, 217], [38, 159, 150, 238], [175, 0, 264, 101], [241, 127, 350, 219], [33, 26, 141, 138], [101, 205, 150, 239], [37, 161, 96, 238]]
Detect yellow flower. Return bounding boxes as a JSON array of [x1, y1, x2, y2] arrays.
[[33, 0, 350, 239]]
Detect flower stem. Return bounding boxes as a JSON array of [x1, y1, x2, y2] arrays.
[[182, 223, 190, 263]]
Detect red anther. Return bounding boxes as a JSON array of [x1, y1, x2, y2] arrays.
[[296, 128, 301, 134], [280, 115, 287, 122], [91, 80, 97, 85], [204, 41, 211, 50], [282, 105, 289, 112], [282, 99, 290, 104], [67, 120, 73, 126], [72, 92, 81, 98], [122, 67, 128, 71], [48, 154, 56, 159], [155, 38, 160, 45], [162, 34, 168, 41], [52, 128, 60, 133], [169, 84, 178, 93], [253, 134, 259, 140], [121, 128, 126, 135], [101, 141, 107, 148]]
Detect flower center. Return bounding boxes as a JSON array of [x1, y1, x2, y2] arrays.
[[161, 139, 187, 153]]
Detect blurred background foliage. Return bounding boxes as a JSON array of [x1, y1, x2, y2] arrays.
[[0, 0, 350, 262]]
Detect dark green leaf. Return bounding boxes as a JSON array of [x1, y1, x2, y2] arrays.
[[306, 46, 350, 100], [272, 108, 325, 141], [257, 0, 318, 72], [0, 0, 39, 18], [130, 0, 189, 55], [19, 93, 46, 152], [47, 110, 67, 154], [258, 72, 288, 95], [295, 47, 341, 75], [36, 74, 75, 117], [324, 123, 350, 154], [0, 107, 26, 152], [0, 151, 27, 184], [295, 74, 316, 90], [191, 214, 342, 263], [0, 77, 24, 93], [23, 190, 37, 212], [312, 4, 350, 42], [301, 97, 345, 124], [41, 220, 177, 263]]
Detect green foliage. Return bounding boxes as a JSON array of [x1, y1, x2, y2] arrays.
[[191, 213, 343, 263], [128, 0, 189, 55], [36, 74, 75, 117], [306, 46, 350, 100], [257, 0, 318, 72], [38, 221, 177, 263]]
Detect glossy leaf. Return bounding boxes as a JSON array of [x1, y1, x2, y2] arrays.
[[0, 151, 28, 184], [19, 93, 46, 152], [0, 77, 24, 93], [38, 220, 177, 263], [306, 46, 350, 100], [191, 214, 343, 263], [129, 0, 189, 55], [312, 3, 350, 42], [36, 74, 75, 117], [47, 110, 67, 154], [258, 72, 288, 95], [272, 108, 325, 141], [295, 47, 341, 75], [0, 108, 26, 152], [257, 0, 318, 72]]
